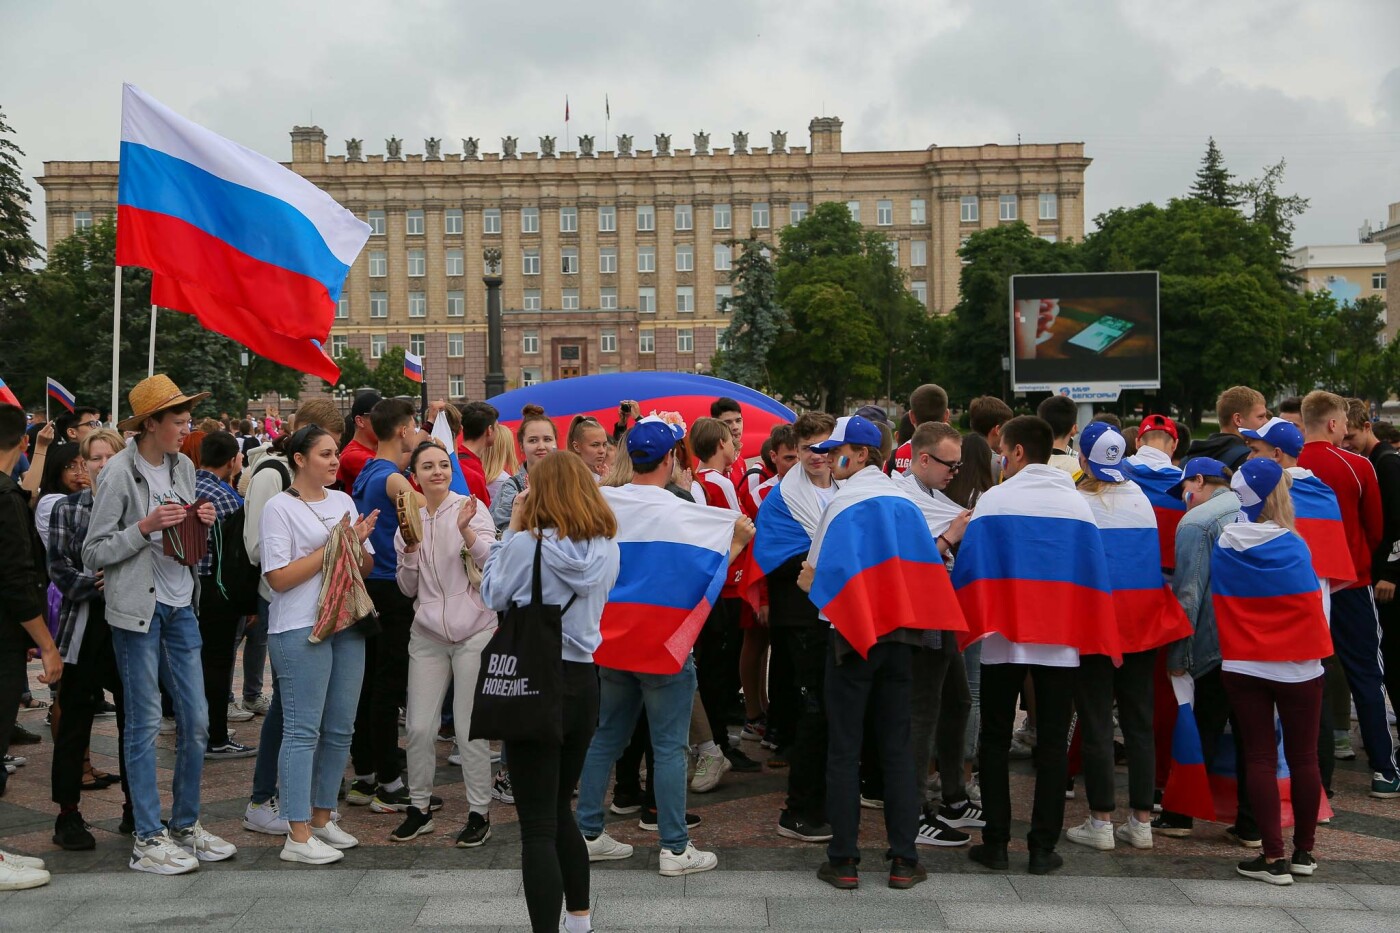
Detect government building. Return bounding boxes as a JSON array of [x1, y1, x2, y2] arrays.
[[38, 118, 1090, 401]]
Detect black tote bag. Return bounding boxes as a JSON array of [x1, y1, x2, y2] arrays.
[[469, 536, 574, 744]]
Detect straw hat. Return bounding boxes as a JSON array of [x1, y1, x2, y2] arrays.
[[117, 374, 211, 432]]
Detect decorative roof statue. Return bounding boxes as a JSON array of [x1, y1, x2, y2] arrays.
[[578, 134, 595, 157], [617, 134, 633, 156], [462, 137, 479, 160], [345, 138, 363, 161], [693, 131, 710, 155], [386, 136, 403, 160], [771, 130, 787, 153], [539, 135, 556, 158], [654, 133, 671, 156], [425, 137, 442, 160], [502, 136, 518, 159], [732, 131, 748, 154]]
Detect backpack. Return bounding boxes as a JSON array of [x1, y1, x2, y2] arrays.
[[210, 458, 292, 616]]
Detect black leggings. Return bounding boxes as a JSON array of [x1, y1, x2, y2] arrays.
[[504, 661, 599, 933]]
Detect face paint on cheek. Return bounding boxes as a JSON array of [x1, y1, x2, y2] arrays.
[[836, 455, 850, 469]]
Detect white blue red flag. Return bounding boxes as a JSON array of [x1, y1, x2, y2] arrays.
[[595, 484, 737, 674], [45, 378, 76, 413], [404, 352, 424, 384], [1160, 674, 1216, 821], [1211, 522, 1333, 663], [1121, 452, 1185, 570], [1204, 718, 1335, 827], [894, 471, 965, 540], [1080, 483, 1193, 653], [0, 376, 21, 409], [807, 467, 965, 657], [430, 408, 472, 497], [952, 465, 1120, 659], [1286, 467, 1356, 588], [744, 467, 830, 609]]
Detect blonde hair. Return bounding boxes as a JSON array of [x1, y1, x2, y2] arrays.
[[601, 429, 635, 487], [79, 428, 126, 458], [1257, 470, 1296, 531], [1216, 386, 1266, 427], [481, 422, 520, 481], [1301, 390, 1346, 433], [293, 399, 346, 434], [517, 451, 617, 541]]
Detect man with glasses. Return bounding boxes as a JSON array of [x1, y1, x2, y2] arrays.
[[887, 384, 950, 476], [55, 408, 104, 447]]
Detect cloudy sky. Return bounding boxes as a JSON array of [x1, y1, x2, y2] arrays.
[[4, 0, 1397, 250]]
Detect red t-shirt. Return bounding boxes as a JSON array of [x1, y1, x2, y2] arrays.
[[737, 464, 775, 519], [727, 459, 748, 492], [457, 443, 493, 507], [888, 440, 913, 476], [1297, 440, 1383, 588], [336, 438, 376, 491], [694, 468, 742, 596]]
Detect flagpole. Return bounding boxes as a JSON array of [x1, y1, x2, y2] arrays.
[[111, 266, 122, 427], [148, 303, 158, 377]]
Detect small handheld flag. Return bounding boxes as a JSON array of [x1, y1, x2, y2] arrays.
[[429, 407, 471, 496], [404, 352, 424, 384], [0, 376, 20, 409], [45, 378, 76, 413]]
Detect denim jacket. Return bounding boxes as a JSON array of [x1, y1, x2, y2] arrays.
[[1166, 487, 1240, 677]]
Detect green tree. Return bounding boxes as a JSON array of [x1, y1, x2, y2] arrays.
[[712, 236, 784, 388], [331, 347, 375, 395], [369, 345, 420, 399], [1234, 158, 1310, 265], [1324, 294, 1388, 399], [1189, 137, 1239, 209], [0, 106, 41, 276]]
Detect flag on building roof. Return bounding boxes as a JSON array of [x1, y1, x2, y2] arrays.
[[0, 376, 20, 409], [404, 352, 424, 384], [45, 378, 76, 413]]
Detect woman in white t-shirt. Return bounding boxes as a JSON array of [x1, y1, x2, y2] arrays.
[[260, 425, 379, 866]]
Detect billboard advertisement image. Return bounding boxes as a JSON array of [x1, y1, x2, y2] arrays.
[[1010, 271, 1160, 396]]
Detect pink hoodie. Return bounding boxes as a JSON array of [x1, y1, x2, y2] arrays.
[[395, 491, 497, 644]]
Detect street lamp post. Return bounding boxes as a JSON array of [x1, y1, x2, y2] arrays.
[[483, 247, 505, 399]]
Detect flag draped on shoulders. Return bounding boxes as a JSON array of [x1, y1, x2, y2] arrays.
[[594, 485, 736, 675], [807, 467, 964, 658], [894, 471, 965, 539], [1211, 522, 1332, 663], [952, 464, 1119, 659], [1121, 452, 1185, 571], [1080, 483, 1193, 653], [745, 466, 832, 612], [1285, 467, 1356, 588]]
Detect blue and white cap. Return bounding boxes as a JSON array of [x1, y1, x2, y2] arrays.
[[1241, 417, 1304, 458], [627, 417, 684, 466], [809, 415, 883, 453], [1079, 421, 1126, 482], [1232, 457, 1284, 522]]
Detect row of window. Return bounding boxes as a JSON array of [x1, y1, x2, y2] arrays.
[[328, 328, 702, 365], [959, 193, 1058, 223]]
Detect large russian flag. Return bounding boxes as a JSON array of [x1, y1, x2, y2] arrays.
[[1085, 484, 1193, 653], [1121, 455, 1185, 571], [808, 468, 965, 657], [743, 470, 825, 610], [594, 484, 738, 674], [1211, 523, 1333, 663], [953, 466, 1120, 659], [117, 84, 370, 346], [1287, 468, 1356, 588]]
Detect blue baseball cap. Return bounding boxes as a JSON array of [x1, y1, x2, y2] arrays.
[[1233, 458, 1283, 522], [809, 415, 883, 452], [1241, 417, 1304, 459], [626, 416, 684, 467], [1079, 421, 1127, 482], [1168, 457, 1229, 499]]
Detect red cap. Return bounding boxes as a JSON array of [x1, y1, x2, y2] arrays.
[[1138, 414, 1177, 440]]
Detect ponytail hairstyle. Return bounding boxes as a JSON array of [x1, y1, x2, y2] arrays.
[[1256, 470, 1297, 532], [568, 414, 604, 449], [409, 439, 446, 474], [285, 424, 331, 472], [516, 403, 557, 448]]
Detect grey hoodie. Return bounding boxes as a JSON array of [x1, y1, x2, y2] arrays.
[[480, 528, 620, 663]]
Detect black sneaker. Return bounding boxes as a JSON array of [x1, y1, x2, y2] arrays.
[[491, 771, 515, 804], [776, 810, 833, 842], [10, 722, 41, 744], [1028, 848, 1064, 876], [969, 843, 1009, 871], [889, 856, 927, 889], [53, 810, 96, 851], [610, 788, 644, 815], [205, 740, 257, 760], [1237, 854, 1293, 885], [371, 785, 443, 814], [817, 858, 860, 890], [389, 806, 435, 841], [1289, 850, 1317, 877], [723, 746, 761, 773], [638, 808, 701, 832], [1225, 825, 1263, 848], [456, 812, 491, 848], [1151, 812, 1193, 838], [346, 779, 377, 806], [915, 813, 970, 847], [938, 798, 987, 829]]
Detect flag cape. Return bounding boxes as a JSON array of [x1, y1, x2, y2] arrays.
[[952, 465, 1120, 659], [429, 409, 471, 497], [1204, 720, 1335, 827], [1160, 674, 1216, 821], [117, 83, 370, 342], [1082, 483, 1193, 653], [1211, 523, 1333, 663], [151, 276, 340, 383], [404, 352, 424, 384], [808, 467, 965, 658], [45, 378, 76, 413], [0, 376, 20, 409], [1122, 454, 1185, 571], [1286, 468, 1356, 587], [595, 485, 736, 674], [894, 471, 965, 539], [744, 479, 816, 610]]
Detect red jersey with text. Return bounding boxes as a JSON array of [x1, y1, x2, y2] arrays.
[[694, 468, 743, 596]]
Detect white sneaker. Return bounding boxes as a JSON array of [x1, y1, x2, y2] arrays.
[[280, 834, 343, 865], [1116, 818, 1153, 850], [226, 702, 255, 723], [658, 842, 718, 877], [447, 746, 462, 767], [171, 821, 237, 862], [242, 798, 291, 835], [130, 830, 200, 874], [1066, 817, 1115, 851], [0, 848, 44, 870], [967, 775, 982, 805], [690, 751, 731, 793], [311, 820, 359, 850], [0, 854, 49, 890], [158, 717, 177, 736], [241, 694, 271, 715], [585, 831, 634, 861]]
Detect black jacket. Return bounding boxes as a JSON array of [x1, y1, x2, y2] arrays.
[[0, 470, 45, 645], [1369, 443, 1400, 586], [1185, 432, 1250, 471]]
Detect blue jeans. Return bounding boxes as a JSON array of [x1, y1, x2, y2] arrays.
[[249, 598, 282, 805], [235, 611, 270, 700], [962, 640, 982, 761], [110, 602, 209, 839], [576, 657, 697, 853], [268, 626, 366, 823]]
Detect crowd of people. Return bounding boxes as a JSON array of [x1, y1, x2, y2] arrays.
[[0, 374, 1396, 930]]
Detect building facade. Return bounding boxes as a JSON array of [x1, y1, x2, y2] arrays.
[[38, 118, 1089, 402], [1289, 243, 1387, 305], [1366, 201, 1400, 342]]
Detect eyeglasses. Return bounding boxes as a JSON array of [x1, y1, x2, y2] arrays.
[[78, 419, 101, 429], [929, 453, 962, 471], [799, 444, 825, 453]]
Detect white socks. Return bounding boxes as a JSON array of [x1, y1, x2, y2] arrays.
[[563, 913, 593, 932], [697, 740, 720, 757]]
